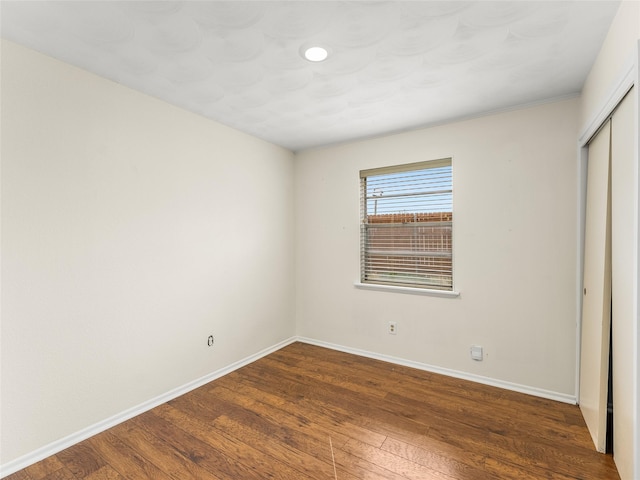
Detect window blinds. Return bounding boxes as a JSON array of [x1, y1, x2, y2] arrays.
[[360, 159, 453, 290]]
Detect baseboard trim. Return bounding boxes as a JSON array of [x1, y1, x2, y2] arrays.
[[296, 337, 577, 405], [0, 336, 298, 478], [2, 334, 576, 477]]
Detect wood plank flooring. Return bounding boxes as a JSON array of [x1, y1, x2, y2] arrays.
[[5, 342, 620, 479]]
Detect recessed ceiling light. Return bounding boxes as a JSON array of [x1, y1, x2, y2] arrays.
[[303, 46, 329, 62]]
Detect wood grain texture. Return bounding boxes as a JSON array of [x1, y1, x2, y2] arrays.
[[4, 342, 620, 479]]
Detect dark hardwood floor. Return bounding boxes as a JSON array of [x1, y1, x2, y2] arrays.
[[5, 342, 620, 479]]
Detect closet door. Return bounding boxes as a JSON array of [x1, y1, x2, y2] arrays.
[[610, 89, 635, 480], [579, 120, 612, 453]]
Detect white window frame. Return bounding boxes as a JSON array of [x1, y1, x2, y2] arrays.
[[356, 159, 458, 297]]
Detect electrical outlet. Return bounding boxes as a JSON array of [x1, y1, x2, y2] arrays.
[[470, 345, 483, 361], [388, 321, 397, 335], [207, 335, 214, 347]]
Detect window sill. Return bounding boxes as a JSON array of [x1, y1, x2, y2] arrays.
[[354, 282, 460, 298]]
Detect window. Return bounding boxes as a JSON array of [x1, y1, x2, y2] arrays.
[[360, 159, 453, 291]]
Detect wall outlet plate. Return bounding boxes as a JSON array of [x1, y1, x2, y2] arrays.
[[470, 345, 483, 361]]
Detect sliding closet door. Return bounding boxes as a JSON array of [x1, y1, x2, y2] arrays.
[[579, 120, 612, 453], [610, 88, 635, 480]]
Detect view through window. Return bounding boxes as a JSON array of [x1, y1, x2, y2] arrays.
[[360, 159, 453, 290]]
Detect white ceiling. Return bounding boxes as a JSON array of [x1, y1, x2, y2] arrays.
[[1, 1, 620, 151]]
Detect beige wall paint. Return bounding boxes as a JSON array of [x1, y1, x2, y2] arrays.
[[295, 98, 580, 397], [580, 0, 640, 130], [0, 40, 296, 465]]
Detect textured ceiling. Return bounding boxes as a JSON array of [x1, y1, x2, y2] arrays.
[[1, 1, 620, 151]]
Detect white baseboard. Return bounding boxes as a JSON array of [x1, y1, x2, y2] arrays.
[[2, 334, 577, 477], [296, 337, 577, 405], [0, 336, 298, 478]]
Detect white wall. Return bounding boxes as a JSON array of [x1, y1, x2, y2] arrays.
[[578, 2, 639, 479], [295, 98, 580, 399], [0, 40, 296, 466], [580, 1, 639, 130]]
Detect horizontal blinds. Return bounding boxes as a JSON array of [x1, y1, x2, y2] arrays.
[[360, 160, 453, 290]]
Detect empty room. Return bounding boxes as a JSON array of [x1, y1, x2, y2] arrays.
[[1, 1, 639, 479]]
